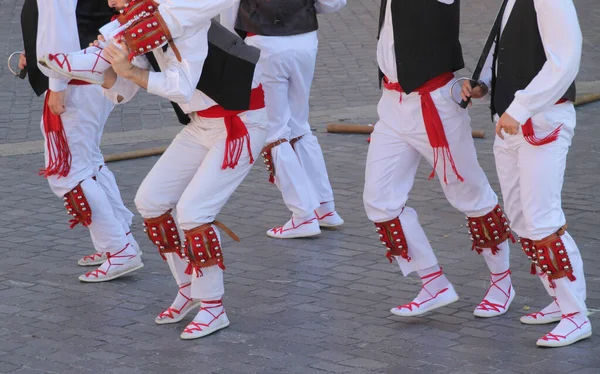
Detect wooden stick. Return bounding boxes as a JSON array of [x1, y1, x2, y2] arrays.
[[575, 93, 600, 107], [104, 146, 167, 163], [327, 123, 486, 138]]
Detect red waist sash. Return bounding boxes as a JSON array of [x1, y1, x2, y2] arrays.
[[383, 72, 463, 184], [196, 85, 265, 169], [40, 80, 91, 178]]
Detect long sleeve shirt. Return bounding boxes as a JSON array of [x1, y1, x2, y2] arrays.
[[36, 0, 80, 92], [479, 0, 582, 123], [105, 0, 261, 112]]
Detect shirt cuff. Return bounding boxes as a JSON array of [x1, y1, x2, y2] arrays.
[[49, 78, 68, 92], [505, 100, 533, 125]]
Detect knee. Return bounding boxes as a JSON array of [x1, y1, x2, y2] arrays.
[[134, 182, 156, 218]]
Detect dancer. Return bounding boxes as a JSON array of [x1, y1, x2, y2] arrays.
[[463, 0, 590, 347], [364, 0, 515, 318], [101, 2, 267, 339], [221, 0, 346, 239], [20, 0, 142, 281]]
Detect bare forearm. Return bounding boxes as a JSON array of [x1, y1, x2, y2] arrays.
[[123, 66, 149, 90]]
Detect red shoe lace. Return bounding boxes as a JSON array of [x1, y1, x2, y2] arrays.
[[182, 300, 224, 334], [84, 244, 134, 278], [48, 53, 72, 72], [314, 210, 334, 220], [539, 312, 589, 342], [396, 268, 449, 312], [270, 217, 316, 235], [82, 252, 103, 262], [158, 283, 194, 319], [525, 299, 560, 320], [475, 269, 512, 313]]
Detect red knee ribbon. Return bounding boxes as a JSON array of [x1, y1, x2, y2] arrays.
[[182, 221, 239, 277], [374, 217, 410, 263], [520, 225, 576, 285], [142, 210, 182, 260], [467, 205, 515, 254], [63, 183, 92, 228]]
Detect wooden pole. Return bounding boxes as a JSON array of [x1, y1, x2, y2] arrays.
[[326, 123, 486, 138], [575, 93, 600, 107], [104, 146, 167, 163]]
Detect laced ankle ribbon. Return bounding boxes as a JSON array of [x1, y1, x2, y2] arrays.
[[395, 268, 449, 312], [182, 300, 224, 334], [475, 269, 512, 313], [157, 283, 194, 320]]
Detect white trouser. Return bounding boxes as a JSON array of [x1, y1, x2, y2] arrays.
[[493, 103, 586, 313], [41, 85, 130, 254], [363, 80, 500, 276], [135, 109, 268, 299], [246, 32, 333, 216]]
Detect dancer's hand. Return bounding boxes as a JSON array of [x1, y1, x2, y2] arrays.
[[89, 35, 106, 47], [18, 53, 26, 69], [496, 112, 520, 139], [103, 41, 134, 78], [461, 80, 487, 102], [47, 90, 66, 115]]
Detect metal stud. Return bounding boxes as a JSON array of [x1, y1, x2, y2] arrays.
[[215, 246, 219, 250], [131, 33, 137, 38], [74, 190, 78, 193], [195, 237, 200, 240], [395, 239, 401, 242], [391, 224, 396, 227], [564, 266, 570, 270], [216, 253, 221, 257], [558, 250, 565, 254], [487, 218, 493, 222], [152, 227, 157, 231], [139, 48, 144, 52], [161, 36, 167, 40], [175, 241, 180, 245], [171, 227, 176, 231], [196, 244, 201, 248], [209, 231, 214, 235], [378, 234, 383, 238], [167, 220, 173, 224], [212, 238, 217, 242], [556, 242, 562, 247], [152, 22, 158, 26], [153, 233, 158, 237], [201, 259, 206, 263], [155, 241, 160, 245]]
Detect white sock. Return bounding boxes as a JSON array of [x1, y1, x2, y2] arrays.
[[413, 265, 450, 303], [316, 201, 335, 216]]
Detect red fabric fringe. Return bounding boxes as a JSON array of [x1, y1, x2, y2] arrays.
[[197, 85, 265, 169], [522, 119, 563, 146], [39, 92, 71, 178], [384, 73, 464, 184]]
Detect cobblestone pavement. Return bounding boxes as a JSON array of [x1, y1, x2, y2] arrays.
[[1, 0, 600, 373]]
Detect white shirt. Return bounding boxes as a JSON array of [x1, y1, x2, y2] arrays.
[[377, 0, 455, 83], [479, 0, 582, 124], [105, 0, 263, 113], [36, 0, 80, 92]]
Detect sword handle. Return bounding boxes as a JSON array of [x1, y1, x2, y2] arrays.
[[18, 66, 28, 79], [459, 80, 480, 109]]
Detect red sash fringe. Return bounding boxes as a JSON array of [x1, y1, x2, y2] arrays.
[[384, 73, 463, 184], [521, 98, 568, 146], [197, 85, 265, 169]]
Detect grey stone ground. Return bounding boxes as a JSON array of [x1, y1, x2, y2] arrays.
[[0, 0, 600, 373]]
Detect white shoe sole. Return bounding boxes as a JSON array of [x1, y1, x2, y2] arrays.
[[473, 289, 516, 318], [318, 218, 344, 228], [78, 263, 144, 283], [390, 290, 459, 317], [266, 228, 321, 239], [155, 300, 202, 325], [39, 55, 104, 85], [536, 330, 592, 348], [180, 320, 230, 340], [521, 310, 591, 325]]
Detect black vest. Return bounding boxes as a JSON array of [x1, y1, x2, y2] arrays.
[[235, 0, 318, 37], [377, 0, 464, 94], [20, 0, 114, 96], [491, 0, 576, 116], [146, 20, 261, 125]]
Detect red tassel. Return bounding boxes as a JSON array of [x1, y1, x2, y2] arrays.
[[39, 92, 72, 178], [218, 262, 226, 271], [567, 273, 577, 282], [268, 174, 275, 184], [522, 119, 563, 146], [530, 263, 537, 275], [184, 263, 193, 275]]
